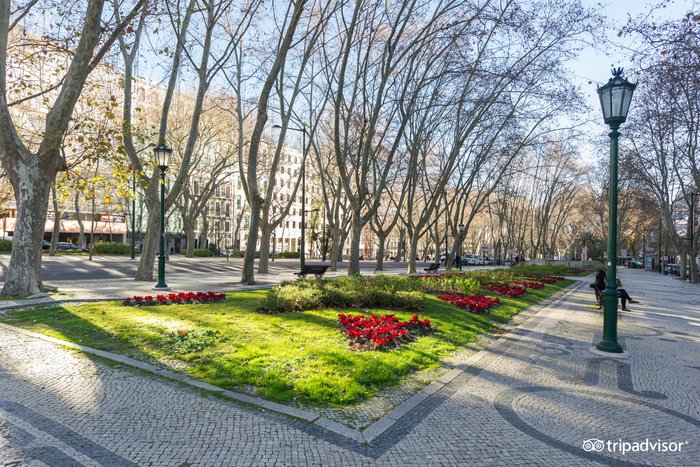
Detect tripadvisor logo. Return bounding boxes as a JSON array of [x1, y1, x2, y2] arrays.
[[582, 438, 688, 455]]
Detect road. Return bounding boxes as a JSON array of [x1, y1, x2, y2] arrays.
[[0, 254, 445, 282]]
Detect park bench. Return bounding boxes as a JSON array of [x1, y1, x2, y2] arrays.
[[590, 283, 604, 309], [295, 264, 330, 279], [590, 283, 624, 309], [423, 262, 440, 273]]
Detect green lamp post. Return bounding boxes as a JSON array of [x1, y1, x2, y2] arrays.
[[458, 223, 465, 271], [154, 142, 172, 290], [596, 68, 636, 353]]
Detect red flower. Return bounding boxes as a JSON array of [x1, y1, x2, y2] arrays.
[[436, 294, 500, 314], [338, 313, 433, 351], [122, 291, 225, 307], [512, 281, 544, 289], [483, 284, 527, 297]]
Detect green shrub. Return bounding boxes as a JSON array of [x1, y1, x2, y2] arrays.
[[276, 251, 300, 258], [262, 282, 322, 312], [419, 274, 480, 295], [92, 242, 130, 255], [194, 248, 213, 257], [371, 274, 421, 293], [0, 239, 11, 252], [261, 276, 425, 313]]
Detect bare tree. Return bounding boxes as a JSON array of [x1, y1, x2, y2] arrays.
[[0, 0, 145, 296]]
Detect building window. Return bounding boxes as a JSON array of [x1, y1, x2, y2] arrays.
[[237, 196, 241, 209], [225, 203, 230, 217], [215, 201, 221, 216], [225, 221, 230, 232]]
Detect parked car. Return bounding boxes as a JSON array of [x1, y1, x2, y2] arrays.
[[627, 260, 643, 269], [463, 254, 479, 266], [56, 242, 78, 250], [665, 263, 691, 276], [41, 240, 50, 250]]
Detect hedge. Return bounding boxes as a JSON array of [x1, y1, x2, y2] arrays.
[[261, 275, 424, 313], [194, 248, 213, 257], [92, 242, 130, 255], [0, 239, 11, 252], [276, 251, 300, 258]]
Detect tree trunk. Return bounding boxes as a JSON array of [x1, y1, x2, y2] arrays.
[[395, 228, 405, 262], [375, 232, 386, 272], [338, 229, 348, 263], [329, 226, 340, 271], [241, 200, 262, 284], [199, 205, 209, 249], [407, 232, 419, 274], [49, 188, 61, 256], [135, 210, 159, 280], [257, 218, 271, 274], [184, 219, 195, 258], [75, 193, 85, 249], [679, 247, 688, 281], [348, 213, 362, 275], [1, 164, 53, 296]]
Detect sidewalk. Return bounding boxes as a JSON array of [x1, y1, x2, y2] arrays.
[[0, 265, 347, 308], [0, 269, 698, 465]]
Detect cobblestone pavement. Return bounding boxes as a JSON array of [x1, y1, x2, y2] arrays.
[[1, 269, 699, 466]]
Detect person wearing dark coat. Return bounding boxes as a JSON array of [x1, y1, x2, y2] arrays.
[[594, 269, 638, 311]]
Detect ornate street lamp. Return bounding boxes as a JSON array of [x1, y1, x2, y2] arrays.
[[596, 68, 636, 354], [154, 142, 171, 290], [273, 123, 310, 268]]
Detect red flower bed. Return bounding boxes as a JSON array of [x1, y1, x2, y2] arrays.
[[123, 291, 226, 306], [524, 276, 563, 285], [436, 294, 500, 314], [512, 281, 544, 289], [483, 284, 526, 297], [338, 313, 433, 351], [567, 268, 585, 275]]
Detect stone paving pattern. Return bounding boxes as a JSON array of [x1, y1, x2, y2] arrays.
[[1, 269, 699, 466]]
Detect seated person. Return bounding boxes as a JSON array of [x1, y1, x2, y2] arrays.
[[594, 269, 639, 311]]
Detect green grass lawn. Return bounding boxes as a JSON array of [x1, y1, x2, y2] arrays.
[[0, 280, 573, 406]]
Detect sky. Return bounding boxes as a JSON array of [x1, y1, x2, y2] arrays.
[[573, 0, 696, 123]]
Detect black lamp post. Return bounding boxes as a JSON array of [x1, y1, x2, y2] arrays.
[[458, 223, 465, 270], [154, 142, 171, 290], [596, 68, 636, 354], [273, 124, 310, 268]]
